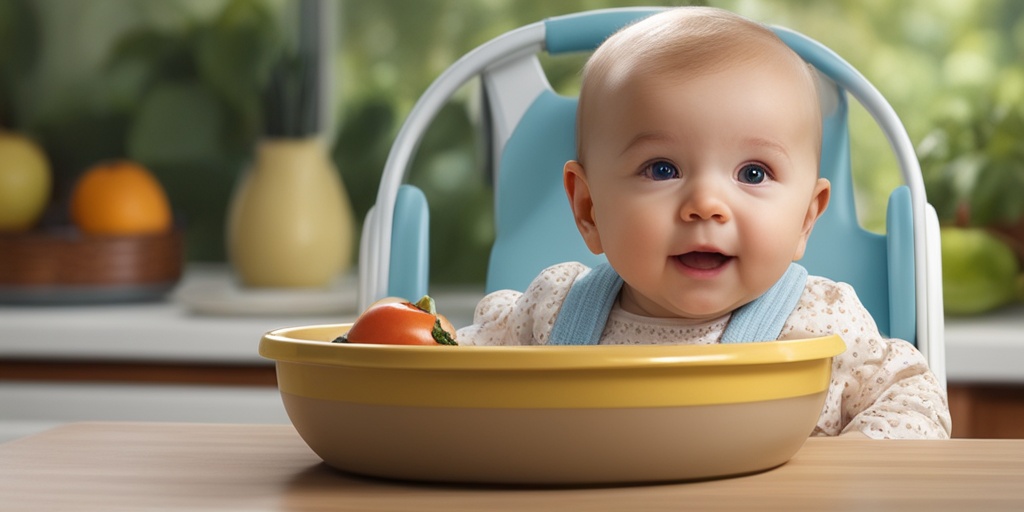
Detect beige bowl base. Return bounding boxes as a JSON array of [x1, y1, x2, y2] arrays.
[[282, 391, 825, 485]]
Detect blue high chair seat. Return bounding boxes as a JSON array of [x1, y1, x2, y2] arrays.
[[359, 8, 946, 388]]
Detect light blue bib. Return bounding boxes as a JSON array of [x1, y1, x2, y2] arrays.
[[548, 262, 808, 345]]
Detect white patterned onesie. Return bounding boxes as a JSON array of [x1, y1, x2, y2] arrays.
[[455, 262, 952, 439]]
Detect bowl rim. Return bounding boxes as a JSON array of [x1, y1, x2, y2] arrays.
[[259, 324, 846, 371]]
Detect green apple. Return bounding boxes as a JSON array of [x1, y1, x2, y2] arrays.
[[0, 131, 51, 232], [941, 227, 1020, 315]]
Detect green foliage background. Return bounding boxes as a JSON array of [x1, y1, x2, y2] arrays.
[[2, 0, 1022, 287]]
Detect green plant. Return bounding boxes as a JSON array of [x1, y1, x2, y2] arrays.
[[0, 0, 39, 130], [919, 95, 1024, 228], [50, 0, 284, 260], [106, 0, 282, 167], [262, 54, 319, 138], [261, 0, 322, 139]]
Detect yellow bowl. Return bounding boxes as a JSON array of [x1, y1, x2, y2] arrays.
[[259, 324, 845, 485]]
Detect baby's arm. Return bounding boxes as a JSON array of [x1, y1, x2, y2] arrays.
[[455, 262, 589, 346], [833, 336, 950, 439], [454, 289, 528, 345], [786, 277, 952, 439]]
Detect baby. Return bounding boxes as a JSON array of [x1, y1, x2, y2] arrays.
[[456, 7, 951, 439]]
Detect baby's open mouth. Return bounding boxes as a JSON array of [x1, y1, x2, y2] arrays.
[[676, 251, 733, 270]]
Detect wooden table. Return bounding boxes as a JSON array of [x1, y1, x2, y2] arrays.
[[2, 423, 1024, 511]]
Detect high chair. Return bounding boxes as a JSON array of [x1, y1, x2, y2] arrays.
[[358, 7, 946, 387]]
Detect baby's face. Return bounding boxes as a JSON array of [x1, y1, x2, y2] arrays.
[[566, 56, 830, 321]]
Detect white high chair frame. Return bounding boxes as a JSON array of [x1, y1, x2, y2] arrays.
[[359, 8, 946, 388]]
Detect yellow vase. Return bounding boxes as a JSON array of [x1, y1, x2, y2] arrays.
[[227, 137, 354, 288]]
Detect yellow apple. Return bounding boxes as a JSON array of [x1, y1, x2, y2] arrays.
[[0, 132, 51, 232]]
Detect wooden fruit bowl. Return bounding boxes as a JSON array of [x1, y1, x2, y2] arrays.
[[0, 227, 184, 304]]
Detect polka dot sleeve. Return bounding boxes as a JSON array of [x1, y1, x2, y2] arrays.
[[456, 262, 589, 346], [789, 276, 952, 439]]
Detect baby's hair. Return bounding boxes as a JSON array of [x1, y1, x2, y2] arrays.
[[575, 7, 822, 164]]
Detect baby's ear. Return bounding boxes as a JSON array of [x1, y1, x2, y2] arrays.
[[793, 177, 831, 260], [563, 161, 604, 255]]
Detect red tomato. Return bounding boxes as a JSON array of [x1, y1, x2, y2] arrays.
[[337, 296, 457, 345]]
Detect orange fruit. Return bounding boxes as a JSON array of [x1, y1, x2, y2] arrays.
[[69, 160, 172, 235]]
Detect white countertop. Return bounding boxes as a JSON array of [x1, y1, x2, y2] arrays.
[[1, 264, 1021, 383], [0, 264, 480, 365], [944, 304, 1024, 383], [0, 300, 307, 365]]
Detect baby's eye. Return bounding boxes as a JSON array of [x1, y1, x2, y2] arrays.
[[643, 160, 679, 181], [737, 163, 769, 184]]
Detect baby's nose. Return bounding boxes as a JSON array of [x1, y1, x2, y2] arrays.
[[680, 183, 730, 222]]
